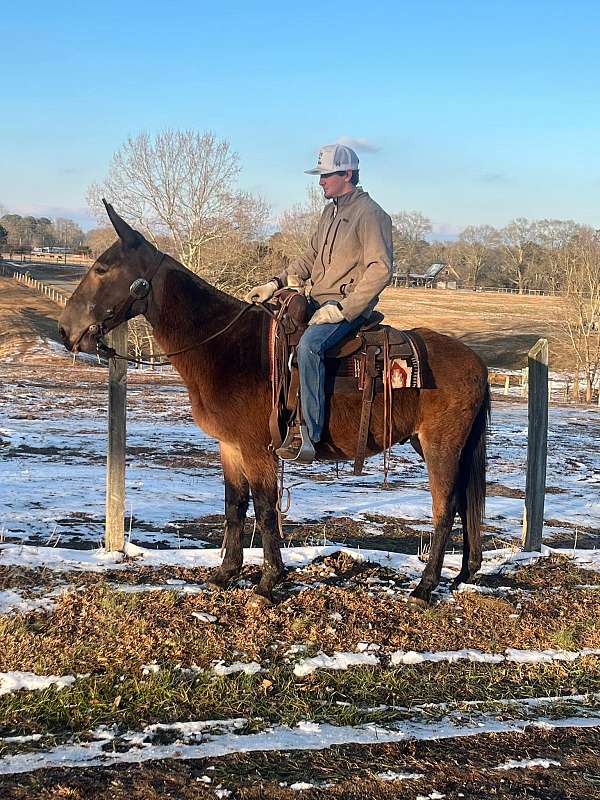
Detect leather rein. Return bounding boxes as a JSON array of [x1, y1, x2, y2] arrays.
[[91, 248, 273, 366]]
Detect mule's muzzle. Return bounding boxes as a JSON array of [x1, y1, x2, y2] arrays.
[[58, 320, 102, 354]]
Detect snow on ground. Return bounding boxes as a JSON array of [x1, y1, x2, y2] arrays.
[[1, 703, 598, 776], [1, 375, 598, 550], [494, 757, 561, 771], [0, 671, 76, 696]]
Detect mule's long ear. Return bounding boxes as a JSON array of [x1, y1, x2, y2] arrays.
[[103, 199, 143, 249]]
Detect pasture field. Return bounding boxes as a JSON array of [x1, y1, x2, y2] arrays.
[[0, 273, 599, 797]]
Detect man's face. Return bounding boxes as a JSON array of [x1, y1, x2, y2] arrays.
[[319, 170, 353, 199]]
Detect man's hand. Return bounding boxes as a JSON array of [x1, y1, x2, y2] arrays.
[[244, 280, 278, 304], [308, 303, 345, 326]]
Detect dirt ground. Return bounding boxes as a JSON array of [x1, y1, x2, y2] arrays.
[[0, 269, 568, 370]]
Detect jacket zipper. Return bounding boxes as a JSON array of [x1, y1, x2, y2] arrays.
[[319, 207, 337, 276], [328, 218, 343, 263]]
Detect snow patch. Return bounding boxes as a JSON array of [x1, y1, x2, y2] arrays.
[[494, 757, 561, 771], [0, 671, 76, 696]]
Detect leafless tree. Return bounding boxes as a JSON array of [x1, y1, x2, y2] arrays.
[[272, 184, 325, 262], [54, 218, 86, 249], [391, 211, 432, 284], [560, 227, 600, 402], [533, 219, 581, 293], [86, 227, 118, 257], [88, 130, 269, 292], [499, 218, 537, 293], [457, 225, 499, 287]]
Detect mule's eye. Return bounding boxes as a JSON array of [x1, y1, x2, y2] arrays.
[[94, 264, 108, 276]]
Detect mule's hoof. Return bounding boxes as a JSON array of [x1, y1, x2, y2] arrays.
[[247, 592, 274, 610], [207, 567, 239, 590], [408, 589, 431, 607], [451, 576, 467, 591]]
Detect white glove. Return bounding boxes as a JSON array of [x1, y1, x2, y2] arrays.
[[308, 303, 345, 326], [244, 280, 278, 304]]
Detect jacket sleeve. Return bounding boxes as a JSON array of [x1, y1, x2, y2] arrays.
[[276, 228, 318, 286], [340, 208, 393, 321]]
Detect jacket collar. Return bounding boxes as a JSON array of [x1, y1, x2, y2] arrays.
[[333, 186, 364, 211]]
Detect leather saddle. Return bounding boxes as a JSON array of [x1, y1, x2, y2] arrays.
[[266, 289, 421, 473]]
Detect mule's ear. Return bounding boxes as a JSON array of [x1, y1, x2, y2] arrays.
[[103, 199, 143, 249]]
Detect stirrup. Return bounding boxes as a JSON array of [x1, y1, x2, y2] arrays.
[[275, 424, 315, 464]]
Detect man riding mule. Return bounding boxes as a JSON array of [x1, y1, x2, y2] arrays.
[[245, 144, 393, 464], [58, 197, 489, 608]]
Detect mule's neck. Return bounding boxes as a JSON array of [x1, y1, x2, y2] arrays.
[[145, 256, 242, 348]]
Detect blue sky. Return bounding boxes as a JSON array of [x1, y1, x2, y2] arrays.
[[1, 0, 599, 233]]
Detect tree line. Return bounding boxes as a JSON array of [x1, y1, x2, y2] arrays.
[[0, 213, 86, 251]]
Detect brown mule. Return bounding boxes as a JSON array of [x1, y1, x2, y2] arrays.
[[59, 203, 490, 606]]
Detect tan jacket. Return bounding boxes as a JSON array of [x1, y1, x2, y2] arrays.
[[277, 187, 393, 321]]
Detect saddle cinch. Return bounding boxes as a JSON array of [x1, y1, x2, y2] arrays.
[[266, 289, 422, 474]]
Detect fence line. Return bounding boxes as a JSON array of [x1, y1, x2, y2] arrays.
[[0, 261, 69, 307]]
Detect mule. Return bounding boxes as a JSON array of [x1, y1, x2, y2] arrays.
[[59, 202, 490, 607]]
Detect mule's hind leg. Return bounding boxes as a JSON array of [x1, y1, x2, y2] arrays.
[[451, 497, 483, 589], [410, 435, 460, 605], [246, 452, 285, 607], [451, 507, 470, 589], [210, 443, 249, 588]]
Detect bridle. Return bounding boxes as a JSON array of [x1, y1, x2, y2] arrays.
[[86, 247, 264, 366]]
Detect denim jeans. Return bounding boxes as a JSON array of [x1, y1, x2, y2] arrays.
[[297, 306, 365, 442]]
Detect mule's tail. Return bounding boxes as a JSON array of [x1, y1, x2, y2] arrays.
[[459, 383, 491, 577]]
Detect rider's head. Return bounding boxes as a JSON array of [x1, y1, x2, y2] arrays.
[[305, 144, 360, 199]]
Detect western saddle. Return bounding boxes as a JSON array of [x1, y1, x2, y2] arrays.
[[266, 289, 421, 473]]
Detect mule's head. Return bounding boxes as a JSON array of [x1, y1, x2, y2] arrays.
[[59, 201, 161, 354]]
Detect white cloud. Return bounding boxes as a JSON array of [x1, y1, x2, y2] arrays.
[[336, 136, 381, 154]]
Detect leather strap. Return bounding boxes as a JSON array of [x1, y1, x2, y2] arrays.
[[353, 346, 378, 475]]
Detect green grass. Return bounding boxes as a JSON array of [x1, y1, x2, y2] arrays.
[[1, 659, 599, 740]]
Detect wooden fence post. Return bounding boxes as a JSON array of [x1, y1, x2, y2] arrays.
[[522, 338, 549, 551], [105, 323, 128, 551]]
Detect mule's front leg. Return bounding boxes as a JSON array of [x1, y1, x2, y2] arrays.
[[209, 444, 249, 589], [248, 468, 285, 607]]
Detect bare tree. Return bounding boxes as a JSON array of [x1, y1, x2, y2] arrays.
[[391, 211, 432, 284], [86, 226, 118, 257], [88, 130, 269, 291], [534, 219, 581, 293], [53, 218, 85, 249], [499, 217, 537, 293], [272, 184, 325, 262], [560, 227, 600, 402], [457, 225, 499, 287]]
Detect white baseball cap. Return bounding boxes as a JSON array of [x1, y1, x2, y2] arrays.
[[305, 143, 359, 175]]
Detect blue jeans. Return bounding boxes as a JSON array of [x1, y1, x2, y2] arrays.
[[297, 308, 365, 442]]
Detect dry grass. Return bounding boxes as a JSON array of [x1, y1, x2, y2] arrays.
[[2, 555, 600, 677]]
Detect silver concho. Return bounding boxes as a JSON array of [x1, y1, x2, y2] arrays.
[[129, 278, 151, 299]]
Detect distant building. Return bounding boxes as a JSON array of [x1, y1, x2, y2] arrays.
[[32, 246, 71, 254], [393, 262, 462, 289]]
